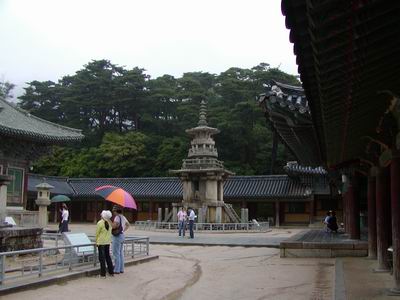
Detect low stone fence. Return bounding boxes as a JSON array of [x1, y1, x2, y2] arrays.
[[135, 221, 270, 232], [0, 235, 150, 285], [6, 210, 39, 227]]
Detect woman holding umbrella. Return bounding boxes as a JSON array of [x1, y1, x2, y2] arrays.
[[112, 206, 129, 274], [59, 203, 69, 233]]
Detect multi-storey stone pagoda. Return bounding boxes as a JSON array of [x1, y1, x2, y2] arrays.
[[171, 100, 236, 223]]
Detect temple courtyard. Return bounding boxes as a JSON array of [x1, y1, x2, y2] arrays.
[[2, 224, 397, 300]]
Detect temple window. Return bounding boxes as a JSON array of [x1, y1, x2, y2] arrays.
[[7, 167, 24, 205]]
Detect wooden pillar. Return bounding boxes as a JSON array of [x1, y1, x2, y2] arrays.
[[80, 201, 84, 222], [93, 200, 98, 224], [309, 197, 315, 225], [367, 173, 377, 259], [347, 176, 360, 239], [375, 167, 391, 272], [275, 201, 280, 227], [391, 153, 400, 292], [148, 201, 153, 220], [343, 192, 349, 233]]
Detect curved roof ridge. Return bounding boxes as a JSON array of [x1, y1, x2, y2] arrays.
[[68, 176, 179, 181], [0, 97, 84, 142], [28, 173, 69, 180], [0, 98, 83, 134]]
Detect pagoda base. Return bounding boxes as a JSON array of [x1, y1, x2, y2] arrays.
[[174, 202, 233, 223], [0, 227, 43, 252]]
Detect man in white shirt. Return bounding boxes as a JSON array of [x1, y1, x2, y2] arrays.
[[177, 207, 187, 237], [188, 208, 196, 239]]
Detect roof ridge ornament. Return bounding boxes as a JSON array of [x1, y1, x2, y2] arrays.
[[198, 100, 208, 126]]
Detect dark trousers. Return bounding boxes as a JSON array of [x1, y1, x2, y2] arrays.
[[59, 220, 68, 233], [98, 244, 114, 276], [189, 220, 194, 238]]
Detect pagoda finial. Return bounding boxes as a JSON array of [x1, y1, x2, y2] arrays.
[[198, 100, 208, 126]]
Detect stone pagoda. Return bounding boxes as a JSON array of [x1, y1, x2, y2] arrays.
[[171, 100, 236, 223]]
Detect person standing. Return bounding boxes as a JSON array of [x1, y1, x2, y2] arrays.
[[59, 203, 69, 233], [327, 211, 339, 233], [323, 211, 332, 233], [177, 207, 187, 237], [96, 210, 114, 278], [188, 208, 196, 239], [112, 206, 129, 274]]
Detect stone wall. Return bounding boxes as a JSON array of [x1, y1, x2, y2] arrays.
[[0, 227, 43, 252]]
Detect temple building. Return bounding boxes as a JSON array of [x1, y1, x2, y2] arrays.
[[0, 96, 83, 250], [26, 162, 334, 226], [280, 0, 400, 293]]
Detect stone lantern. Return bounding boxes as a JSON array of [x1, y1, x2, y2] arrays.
[[35, 181, 54, 228]]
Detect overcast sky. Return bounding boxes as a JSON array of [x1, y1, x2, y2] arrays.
[[0, 0, 297, 99]]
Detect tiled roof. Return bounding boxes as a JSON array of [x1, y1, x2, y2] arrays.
[[27, 174, 312, 200], [284, 162, 327, 176], [259, 80, 309, 114], [0, 97, 84, 143], [28, 173, 75, 196], [224, 175, 310, 199], [68, 177, 182, 199], [258, 80, 322, 166], [281, 1, 400, 166]]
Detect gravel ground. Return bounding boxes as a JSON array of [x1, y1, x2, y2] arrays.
[[5, 244, 334, 300]]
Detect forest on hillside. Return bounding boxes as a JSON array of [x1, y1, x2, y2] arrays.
[[10, 60, 299, 177]]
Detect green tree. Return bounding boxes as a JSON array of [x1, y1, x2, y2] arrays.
[[19, 81, 62, 123], [97, 132, 149, 177], [155, 136, 188, 175]]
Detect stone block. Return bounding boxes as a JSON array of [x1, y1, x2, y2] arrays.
[[280, 241, 303, 249], [283, 248, 332, 258], [0, 227, 43, 252], [353, 242, 368, 250], [332, 249, 368, 257]]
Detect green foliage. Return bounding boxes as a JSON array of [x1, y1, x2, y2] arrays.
[[98, 132, 149, 177], [23, 61, 299, 177], [155, 136, 188, 174]]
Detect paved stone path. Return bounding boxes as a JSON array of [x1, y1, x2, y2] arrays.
[[47, 223, 303, 247]]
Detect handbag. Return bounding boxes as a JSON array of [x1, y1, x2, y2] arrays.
[[112, 216, 123, 236]]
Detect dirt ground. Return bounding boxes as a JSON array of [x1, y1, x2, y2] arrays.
[[4, 244, 334, 300]]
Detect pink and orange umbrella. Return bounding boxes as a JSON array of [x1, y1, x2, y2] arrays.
[[95, 185, 137, 210]]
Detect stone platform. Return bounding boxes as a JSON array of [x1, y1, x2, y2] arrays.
[[0, 227, 42, 252], [280, 229, 368, 258]]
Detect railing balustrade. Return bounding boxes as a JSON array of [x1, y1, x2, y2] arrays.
[[135, 221, 270, 232], [0, 235, 149, 285]]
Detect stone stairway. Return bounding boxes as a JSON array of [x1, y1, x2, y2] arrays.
[[223, 203, 241, 223]]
